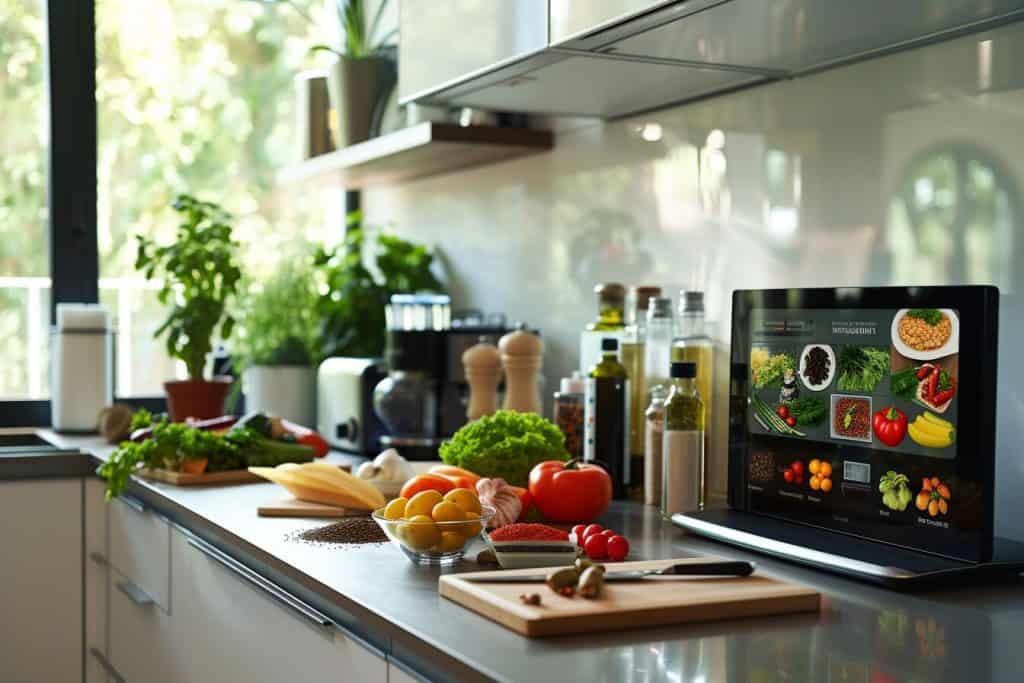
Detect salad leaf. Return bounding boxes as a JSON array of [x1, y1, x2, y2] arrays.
[[907, 309, 943, 326], [439, 410, 568, 487], [837, 346, 890, 392], [890, 366, 920, 400]]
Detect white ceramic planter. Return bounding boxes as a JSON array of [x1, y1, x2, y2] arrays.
[[243, 366, 316, 426]]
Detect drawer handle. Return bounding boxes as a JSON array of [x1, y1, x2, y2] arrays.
[[116, 578, 154, 606], [187, 536, 333, 630], [119, 495, 146, 514], [89, 648, 125, 683]]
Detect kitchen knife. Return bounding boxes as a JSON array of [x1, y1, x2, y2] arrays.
[[463, 561, 755, 583]]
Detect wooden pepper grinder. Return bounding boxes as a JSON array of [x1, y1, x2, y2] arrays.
[[462, 342, 501, 421], [499, 330, 544, 415]]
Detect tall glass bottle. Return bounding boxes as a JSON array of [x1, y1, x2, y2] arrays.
[[661, 361, 705, 518], [579, 283, 625, 375], [672, 290, 713, 497], [623, 285, 661, 499], [644, 296, 675, 394], [584, 337, 630, 499]]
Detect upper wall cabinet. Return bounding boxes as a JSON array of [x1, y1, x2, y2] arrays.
[[398, 1, 549, 102], [400, 0, 1024, 118]]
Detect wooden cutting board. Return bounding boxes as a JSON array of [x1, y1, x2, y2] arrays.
[[257, 498, 366, 518], [440, 557, 820, 637], [138, 468, 262, 486]]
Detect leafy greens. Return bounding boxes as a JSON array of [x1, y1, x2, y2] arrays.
[[836, 346, 890, 392]]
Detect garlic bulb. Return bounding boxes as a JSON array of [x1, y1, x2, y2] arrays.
[[475, 477, 522, 528], [357, 449, 413, 483]]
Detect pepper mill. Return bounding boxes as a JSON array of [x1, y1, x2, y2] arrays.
[[498, 330, 543, 414], [462, 342, 501, 421]]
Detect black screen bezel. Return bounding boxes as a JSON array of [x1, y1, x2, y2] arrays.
[[727, 286, 999, 563]]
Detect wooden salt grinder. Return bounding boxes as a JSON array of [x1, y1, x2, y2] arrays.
[[499, 330, 544, 415], [462, 342, 501, 421]]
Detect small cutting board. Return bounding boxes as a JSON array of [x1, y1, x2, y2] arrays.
[[440, 557, 820, 637], [257, 498, 366, 519], [138, 468, 262, 486]]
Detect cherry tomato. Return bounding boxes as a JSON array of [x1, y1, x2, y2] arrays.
[[599, 529, 617, 538], [795, 474, 804, 486], [783, 469, 794, 484], [571, 524, 586, 546], [584, 533, 608, 559], [582, 524, 603, 540], [777, 406, 789, 419], [790, 461, 805, 476], [785, 416, 797, 427], [607, 535, 630, 562]]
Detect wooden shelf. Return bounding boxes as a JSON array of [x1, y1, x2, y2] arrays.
[[276, 122, 554, 188]]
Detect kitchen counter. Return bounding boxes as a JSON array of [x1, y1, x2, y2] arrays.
[[19, 431, 1024, 682]]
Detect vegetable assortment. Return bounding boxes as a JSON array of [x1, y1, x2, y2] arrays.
[[879, 471, 912, 511], [751, 394, 806, 436], [750, 349, 796, 389]]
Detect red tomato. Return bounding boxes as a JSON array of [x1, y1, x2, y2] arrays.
[[598, 529, 617, 538], [785, 416, 797, 427], [607, 535, 629, 562], [795, 474, 804, 486], [528, 460, 613, 523], [783, 469, 794, 484], [777, 406, 789, 419], [570, 525, 586, 546], [584, 534, 608, 559], [790, 461, 805, 476], [399, 474, 455, 499], [583, 524, 603, 540]]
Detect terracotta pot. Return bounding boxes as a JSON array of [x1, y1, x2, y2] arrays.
[[164, 377, 232, 422]]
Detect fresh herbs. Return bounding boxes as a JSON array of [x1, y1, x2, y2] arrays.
[[750, 349, 796, 389], [906, 308, 943, 326], [836, 346, 890, 392], [135, 195, 242, 380], [97, 418, 314, 500], [750, 394, 805, 436], [787, 397, 827, 426]]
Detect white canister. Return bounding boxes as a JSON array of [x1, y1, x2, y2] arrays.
[[51, 303, 113, 432], [243, 365, 316, 426]]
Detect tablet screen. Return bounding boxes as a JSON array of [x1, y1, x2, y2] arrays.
[[730, 287, 998, 562]]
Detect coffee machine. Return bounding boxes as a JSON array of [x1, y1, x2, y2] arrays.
[[372, 294, 517, 460]]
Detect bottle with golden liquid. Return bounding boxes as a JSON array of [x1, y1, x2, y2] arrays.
[[622, 286, 661, 499], [671, 291, 713, 509], [579, 283, 626, 375]]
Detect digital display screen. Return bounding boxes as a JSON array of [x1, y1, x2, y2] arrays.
[[730, 288, 998, 562]]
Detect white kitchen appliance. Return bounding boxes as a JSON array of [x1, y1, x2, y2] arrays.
[[51, 303, 113, 432], [317, 357, 387, 454]]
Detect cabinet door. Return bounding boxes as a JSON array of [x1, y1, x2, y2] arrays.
[[108, 494, 171, 609], [108, 564, 180, 683], [0, 479, 83, 683], [85, 478, 113, 683], [172, 529, 387, 683]]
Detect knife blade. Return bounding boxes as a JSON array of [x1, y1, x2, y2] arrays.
[[462, 561, 755, 583]]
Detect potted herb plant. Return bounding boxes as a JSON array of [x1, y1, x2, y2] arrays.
[[315, 211, 444, 358], [231, 260, 320, 425], [312, 0, 397, 148], [136, 194, 241, 421]]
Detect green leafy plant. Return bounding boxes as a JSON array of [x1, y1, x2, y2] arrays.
[[232, 259, 321, 373], [136, 195, 242, 380], [314, 211, 443, 358], [311, 0, 397, 59], [439, 410, 569, 488]]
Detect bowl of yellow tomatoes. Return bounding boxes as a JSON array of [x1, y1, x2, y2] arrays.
[[373, 488, 495, 565]]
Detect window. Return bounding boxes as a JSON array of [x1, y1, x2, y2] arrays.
[[0, 0, 49, 399], [95, 0, 336, 396]]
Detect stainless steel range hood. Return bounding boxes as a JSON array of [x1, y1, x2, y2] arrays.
[[399, 0, 1024, 119]]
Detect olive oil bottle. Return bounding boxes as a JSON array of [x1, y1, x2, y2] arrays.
[[585, 337, 630, 499], [662, 361, 705, 518], [579, 283, 626, 375], [623, 285, 660, 499], [672, 291, 713, 500]]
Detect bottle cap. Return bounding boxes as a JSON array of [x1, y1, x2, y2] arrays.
[[670, 361, 697, 378], [630, 286, 662, 310], [647, 297, 673, 320], [680, 290, 705, 314], [560, 371, 585, 394], [594, 282, 626, 303], [601, 338, 619, 351]]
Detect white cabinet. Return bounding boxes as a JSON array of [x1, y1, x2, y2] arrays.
[[389, 660, 427, 683], [171, 528, 387, 683], [0, 479, 83, 683], [85, 477, 114, 683], [108, 493, 171, 609]]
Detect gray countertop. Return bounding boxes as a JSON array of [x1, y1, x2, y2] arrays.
[[18, 431, 1024, 682]]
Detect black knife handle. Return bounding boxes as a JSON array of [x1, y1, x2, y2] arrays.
[[664, 561, 755, 576]]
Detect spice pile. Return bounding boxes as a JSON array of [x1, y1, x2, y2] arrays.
[[291, 518, 388, 546], [748, 452, 775, 482], [489, 523, 568, 542]]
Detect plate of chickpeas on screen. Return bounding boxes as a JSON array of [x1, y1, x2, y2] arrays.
[[891, 309, 959, 361]]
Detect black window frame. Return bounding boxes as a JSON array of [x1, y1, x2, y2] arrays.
[[2, 0, 166, 427]]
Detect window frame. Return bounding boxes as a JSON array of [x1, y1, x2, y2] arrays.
[[1, 0, 167, 426]]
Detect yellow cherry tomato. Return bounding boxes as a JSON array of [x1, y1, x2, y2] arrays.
[[400, 515, 440, 550], [405, 489, 444, 519], [444, 488, 482, 515], [383, 497, 407, 520], [435, 531, 467, 553], [431, 501, 466, 523], [461, 510, 482, 537]]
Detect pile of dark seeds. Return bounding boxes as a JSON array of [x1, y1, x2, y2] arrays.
[[748, 451, 775, 483], [290, 518, 388, 546]]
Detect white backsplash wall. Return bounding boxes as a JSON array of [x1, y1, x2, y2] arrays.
[[363, 22, 1024, 541]]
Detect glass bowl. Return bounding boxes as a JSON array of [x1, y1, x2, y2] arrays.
[[372, 504, 496, 566]]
